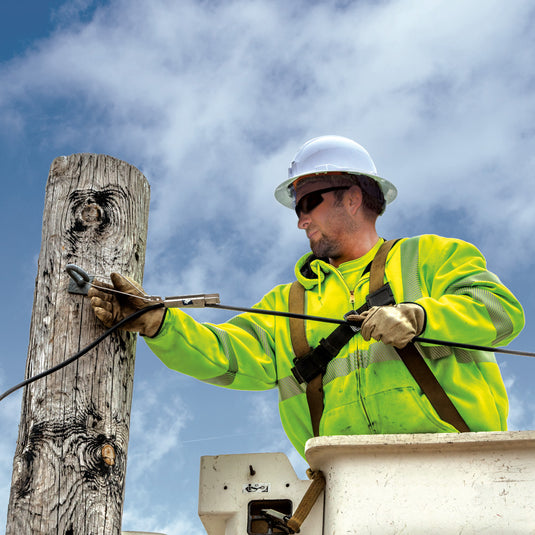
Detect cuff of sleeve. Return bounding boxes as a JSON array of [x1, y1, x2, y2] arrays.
[[141, 308, 169, 339], [407, 301, 427, 335]]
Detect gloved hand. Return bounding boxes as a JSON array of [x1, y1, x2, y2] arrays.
[[88, 273, 165, 337], [347, 303, 426, 348]]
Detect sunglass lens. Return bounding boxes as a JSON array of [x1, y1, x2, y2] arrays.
[[295, 191, 324, 217]]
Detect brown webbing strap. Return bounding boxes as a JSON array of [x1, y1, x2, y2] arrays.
[[290, 239, 470, 435], [289, 281, 311, 357], [395, 345, 470, 432], [289, 281, 324, 437], [305, 376, 324, 437], [369, 239, 398, 293], [285, 296, 326, 532], [286, 469, 326, 533], [288, 240, 400, 437], [368, 241, 470, 432]]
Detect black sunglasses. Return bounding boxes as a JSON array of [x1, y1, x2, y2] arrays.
[[295, 186, 350, 217]]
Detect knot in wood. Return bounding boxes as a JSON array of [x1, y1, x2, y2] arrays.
[[101, 444, 116, 466], [81, 203, 102, 224]]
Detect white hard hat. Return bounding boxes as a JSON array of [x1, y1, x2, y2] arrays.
[[274, 135, 397, 211]]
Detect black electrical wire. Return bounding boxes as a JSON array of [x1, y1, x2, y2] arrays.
[[2, 299, 534, 404], [206, 302, 350, 325], [412, 336, 535, 358], [207, 303, 535, 357], [0, 303, 164, 403]]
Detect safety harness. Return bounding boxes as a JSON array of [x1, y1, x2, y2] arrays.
[[289, 239, 470, 436]]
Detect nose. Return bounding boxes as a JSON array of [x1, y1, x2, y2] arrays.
[[297, 212, 310, 229]]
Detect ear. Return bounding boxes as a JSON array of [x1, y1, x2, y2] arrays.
[[346, 185, 363, 215]]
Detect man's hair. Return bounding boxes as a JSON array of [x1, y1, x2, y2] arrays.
[[334, 174, 385, 216]]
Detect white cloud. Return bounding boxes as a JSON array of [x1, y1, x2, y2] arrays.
[[2, 1, 533, 254], [126, 378, 191, 481], [502, 366, 535, 431], [121, 375, 200, 532], [1, 0, 535, 529]]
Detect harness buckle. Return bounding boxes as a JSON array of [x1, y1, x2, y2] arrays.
[[366, 282, 395, 308], [291, 339, 333, 384]]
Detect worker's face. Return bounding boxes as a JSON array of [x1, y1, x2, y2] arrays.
[[297, 189, 354, 261]]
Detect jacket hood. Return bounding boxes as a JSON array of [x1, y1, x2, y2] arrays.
[[294, 253, 332, 290]]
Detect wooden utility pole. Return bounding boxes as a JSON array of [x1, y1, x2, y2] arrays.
[[6, 154, 150, 534]]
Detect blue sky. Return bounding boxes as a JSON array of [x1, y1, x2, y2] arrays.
[[1, 1, 534, 533]]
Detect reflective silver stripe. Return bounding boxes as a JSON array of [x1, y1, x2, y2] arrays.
[[281, 342, 498, 402], [449, 272, 514, 345], [453, 348, 496, 363], [413, 342, 497, 363], [322, 353, 357, 383], [399, 238, 423, 301], [416, 343, 450, 360], [399, 238, 511, 350], [278, 374, 306, 401], [204, 371, 237, 386], [202, 322, 276, 387], [239, 320, 274, 356], [368, 343, 401, 364], [317, 345, 402, 386], [201, 326, 239, 386]]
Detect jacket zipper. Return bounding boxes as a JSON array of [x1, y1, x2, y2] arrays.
[[343, 277, 376, 433]]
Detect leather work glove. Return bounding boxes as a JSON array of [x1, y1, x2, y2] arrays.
[[347, 303, 426, 348], [88, 273, 165, 337]]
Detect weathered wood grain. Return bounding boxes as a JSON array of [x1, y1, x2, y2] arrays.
[[6, 154, 150, 535]]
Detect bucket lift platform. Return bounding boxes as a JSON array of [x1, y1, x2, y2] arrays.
[[199, 431, 535, 534]]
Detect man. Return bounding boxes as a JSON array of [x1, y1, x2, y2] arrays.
[[89, 135, 524, 458]]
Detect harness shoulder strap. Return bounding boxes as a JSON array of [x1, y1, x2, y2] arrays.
[[289, 238, 398, 359], [395, 344, 470, 432], [289, 240, 397, 436], [289, 281, 324, 436], [289, 281, 310, 358], [289, 238, 470, 435], [369, 239, 397, 293]]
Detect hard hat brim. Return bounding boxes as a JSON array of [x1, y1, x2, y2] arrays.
[[274, 171, 398, 210]]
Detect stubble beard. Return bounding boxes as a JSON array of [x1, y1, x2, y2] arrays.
[[307, 203, 355, 261], [310, 234, 343, 261]]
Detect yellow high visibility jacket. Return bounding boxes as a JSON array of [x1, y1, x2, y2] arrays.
[[146, 235, 525, 458]]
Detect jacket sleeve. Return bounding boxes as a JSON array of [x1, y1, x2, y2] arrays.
[[414, 235, 525, 347], [144, 288, 283, 391]]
